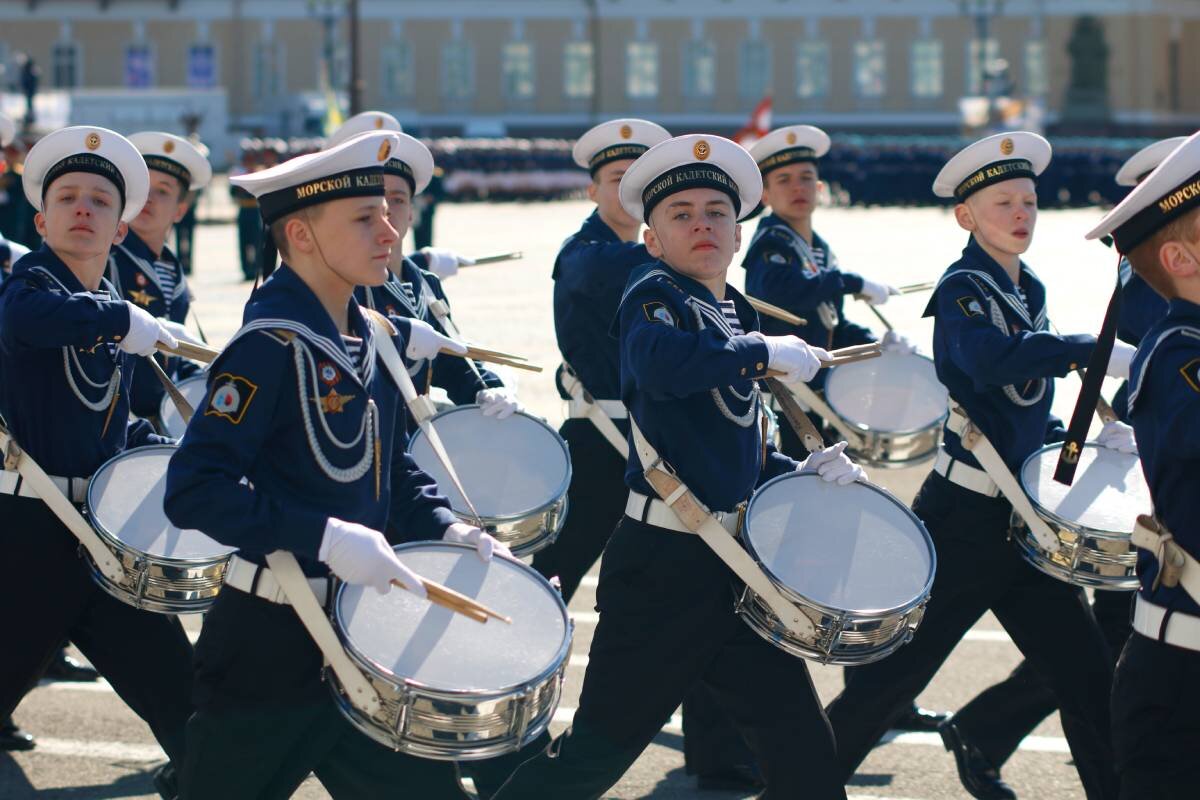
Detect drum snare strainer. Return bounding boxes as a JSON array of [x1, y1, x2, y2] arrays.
[[332, 542, 572, 760]]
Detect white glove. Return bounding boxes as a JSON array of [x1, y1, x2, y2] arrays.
[[757, 333, 830, 384], [881, 330, 917, 355], [444, 522, 512, 563], [120, 302, 179, 357], [404, 318, 467, 361], [476, 387, 521, 419], [318, 517, 427, 597], [1106, 341, 1137, 380], [1094, 420, 1137, 455], [799, 440, 866, 486], [858, 279, 900, 306], [419, 247, 474, 280], [159, 319, 206, 348]]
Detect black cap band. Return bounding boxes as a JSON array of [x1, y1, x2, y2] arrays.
[[589, 143, 650, 175], [756, 146, 818, 177], [143, 155, 192, 191], [1113, 169, 1200, 254], [383, 158, 416, 194], [954, 158, 1036, 201], [641, 164, 740, 222], [257, 166, 385, 225], [42, 154, 126, 210]]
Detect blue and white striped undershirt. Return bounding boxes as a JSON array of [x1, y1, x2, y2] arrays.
[[718, 299, 745, 336], [342, 335, 364, 378], [152, 260, 177, 301]]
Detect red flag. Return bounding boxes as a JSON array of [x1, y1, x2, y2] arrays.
[[733, 94, 773, 146]]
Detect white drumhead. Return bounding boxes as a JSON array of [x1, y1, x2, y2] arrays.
[[745, 473, 934, 612], [87, 445, 236, 560], [158, 374, 209, 439], [824, 352, 948, 433], [1021, 443, 1150, 534], [337, 543, 569, 691], [408, 407, 570, 519]]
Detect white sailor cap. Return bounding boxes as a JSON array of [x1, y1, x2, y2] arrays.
[[748, 125, 831, 176], [1115, 137, 1187, 188], [619, 134, 762, 223], [1088, 130, 1200, 253], [326, 111, 404, 150], [572, 118, 671, 174], [23, 126, 149, 223], [0, 113, 14, 149], [128, 132, 212, 192], [231, 130, 399, 225], [325, 128, 433, 196], [933, 131, 1052, 201]]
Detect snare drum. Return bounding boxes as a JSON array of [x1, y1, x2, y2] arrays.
[[331, 542, 572, 760], [84, 445, 236, 613], [823, 351, 948, 467], [738, 472, 936, 665], [157, 373, 209, 439], [1010, 443, 1149, 590], [408, 406, 571, 556]]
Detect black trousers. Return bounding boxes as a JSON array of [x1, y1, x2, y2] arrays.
[[1111, 631, 1200, 800], [825, 473, 1118, 800], [953, 587, 1133, 767], [180, 587, 465, 800], [492, 516, 846, 800], [0, 494, 193, 763]]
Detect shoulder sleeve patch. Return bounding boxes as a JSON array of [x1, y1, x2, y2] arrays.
[[1180, 357, 1200, 394], [766, 249, 791, 265], [643, 301, 676, 327], [205, 373, 259, 424], [957, 296, 985, 318]]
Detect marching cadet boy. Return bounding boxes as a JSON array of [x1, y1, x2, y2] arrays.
[[164, 130, 506, 799], [0, 126, 192, 777], [935, 136, 1186, 800], [107, 132, 210, 424], [1087, 128, 1200, 800], [325, 113, 520, 421], [742, 125, 909, 455], [491, 134, 863, 800], [824, 132, 1132, 800]]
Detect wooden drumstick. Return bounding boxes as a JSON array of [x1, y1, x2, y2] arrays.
[[157, 340, 220, 364], [439, 347, 543, 373], [389, 577, 512, 625], [897, 281, 936, 294], [745, 295, 808, 326], [146, 356, 196, 424], [470, 251, 524, 265]]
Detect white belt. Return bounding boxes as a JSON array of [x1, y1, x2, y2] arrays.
[[568, 396, 627, 420], [0, 469, 89, 504], [933, 449, 1000, 498], [1133, 596, 1200, 653], [223, 555, 329, 606], [626, 491, 740, 536]]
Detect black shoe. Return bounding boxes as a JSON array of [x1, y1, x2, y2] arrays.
[[939, 718, 1017, 800], [892, 703, 951, 732], [153, 762, 178, 800], [0, 716, 36, 751], [44, 651, 99, 682], [696, 764, 764, 793]]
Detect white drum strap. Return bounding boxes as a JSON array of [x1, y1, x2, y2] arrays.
[[263, 550, 382, 716], [776, 380, 866, 450], [629, 419, 815, 640], [947, 407, 1059, 552], [364, 309, 485, 527], [560, 365, 628, 457], [1131, 515, 1200, 602], [0, 425, 124, 583]]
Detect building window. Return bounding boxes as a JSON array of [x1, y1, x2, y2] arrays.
[[795, 40, 830, 99], [187, 43, 216, 89], [253, 40, 284, 100], [854, 40, 886, 98], [442, 41, 474, 100], [52, 41, 80, 88], [563, 41, 593, 99], [911, 40, 942, 98], [1024, 40, 1047, 97], [966, 38, 1000, 95], [683, 40, 716, 99], [502, 42, 535, 101], [626, 41, 658, 100], [738, 41, 770, 99], [124, 43, 154, 89], [381, 40, 414, 100]]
